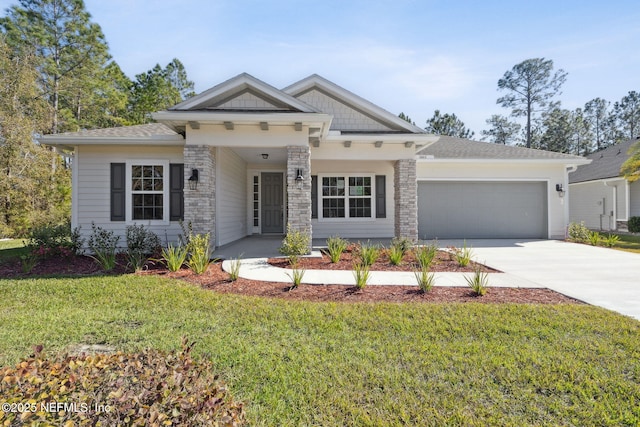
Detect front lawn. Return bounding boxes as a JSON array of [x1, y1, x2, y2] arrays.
[[612, 233, 640, 253], [0, 239, 27, 264], [1, 276, 638, 426]]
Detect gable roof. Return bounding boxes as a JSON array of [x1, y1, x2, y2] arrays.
[[283, 74, 426, 134], [169, 73, 318, 113], [418, 135, 590, 162], [569, 138, 639, 183]]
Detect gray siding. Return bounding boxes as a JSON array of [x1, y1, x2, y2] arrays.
[[216, 147, 248, 246]]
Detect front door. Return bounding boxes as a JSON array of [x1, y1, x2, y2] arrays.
[[261, 172, 284, 233]]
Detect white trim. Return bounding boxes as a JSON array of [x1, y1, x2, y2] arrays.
[[71, 148, 79, 230], [416, 178, 552, 239], [125, 160, 170, 226], [419, 158, 590, 165], [569, 177, 627, 186], [317, 173, 376, 222]]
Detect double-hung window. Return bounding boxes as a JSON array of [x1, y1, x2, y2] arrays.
[[131, 165, 164, 220], [320, 175, 373, 219]]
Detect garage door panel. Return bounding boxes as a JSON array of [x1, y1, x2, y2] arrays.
[[418, 181, 547, 239]]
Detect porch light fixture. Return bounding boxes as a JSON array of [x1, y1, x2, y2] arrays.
[[555, 183, 565, 197], [188, 168, 199, 190], [295, 168, 304, 189], [261, 153, 269, 160]]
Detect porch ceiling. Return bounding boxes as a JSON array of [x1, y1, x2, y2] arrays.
[[231, 147, 288, 165]]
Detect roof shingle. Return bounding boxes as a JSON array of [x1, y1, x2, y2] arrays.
[[569, 138, 639, 183]]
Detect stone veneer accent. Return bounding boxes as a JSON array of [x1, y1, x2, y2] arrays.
[[183, 145, 216, 248], [394, 159, 418, 241], [286, 145, 312, 248]]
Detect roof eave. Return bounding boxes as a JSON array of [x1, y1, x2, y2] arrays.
[[416, 157, 592, 165]]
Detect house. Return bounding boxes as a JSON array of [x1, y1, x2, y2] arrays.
[[41, 73, 589, 249], [569, 137, 640, 231]]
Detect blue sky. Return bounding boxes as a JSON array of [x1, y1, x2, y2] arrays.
[[2, 0, 639, 135]]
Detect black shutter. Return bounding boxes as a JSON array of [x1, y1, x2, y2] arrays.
[[110, 163, 126, 221], [169, 163, 184, 221], [311, 175, 318, 219], [375, 175, 386, 218]]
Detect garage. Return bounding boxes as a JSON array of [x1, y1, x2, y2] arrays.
[[417, 181, 548, 239]]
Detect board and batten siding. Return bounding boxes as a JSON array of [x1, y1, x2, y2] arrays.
[[74, 145, 184, 249], [311, 160, 395, 239], [215, 147, 248, 246]]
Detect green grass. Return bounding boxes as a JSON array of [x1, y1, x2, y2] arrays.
[[1, 276, 639, 426], [611, 233, 640, 253], [0, 239, 28, 263]]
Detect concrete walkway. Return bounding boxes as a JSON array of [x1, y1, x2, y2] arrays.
[[220, 237, 640, 320]]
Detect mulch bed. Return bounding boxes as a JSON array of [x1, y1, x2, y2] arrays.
[[268, 248, 499, 273], [1, 254, 583, 305]]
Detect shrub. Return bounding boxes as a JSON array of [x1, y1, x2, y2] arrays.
[[27, 222, 84, 257], [88, 223, 119, 271], [390, 236, 413, 255], [414, 267, 435, 293], [603, 233, 620, 248], [588, 230, 601, 246], [568, 221, 591, 243], [326, 235, 348, 263], [0, 340, 246, 426], [466, 264, 489, 296], [187, 233, 213, 275], [279, 224, 311, 265], [357, 241, 380, 267], [353, 262, 370, 290], [286, 267, 305, 290], [228, 257, 242, 281], [628, 216, 640, 233], [126, 224, 161, 272], [20, 253, 38, 273], [388, 244, 405, 266], [413, 243, 437, 269], [162, 243, 188, 272]]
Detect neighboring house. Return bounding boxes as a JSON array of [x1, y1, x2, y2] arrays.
[[569, 137, 640, 231], [42, 73, 588, 249]]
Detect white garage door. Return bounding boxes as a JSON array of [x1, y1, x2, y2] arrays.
[[418, 181, 548, 239]]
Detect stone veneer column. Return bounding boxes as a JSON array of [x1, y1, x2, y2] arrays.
[[183, 145, 216, 249], [394, 159, 418, 241], [286, 145, 312, 248]]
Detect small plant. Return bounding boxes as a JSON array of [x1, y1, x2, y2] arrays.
[[353, 262, 370, 290], [603, 233, 620, 248], [466, 264, 489, 296], [390, 236, 414, 255], [27, 222, 84, 257], [629, 216, 640, 233], [187, 233, 213, 274], [286, 267, 306, 290], [588, 230, 601, 246], [125, 224, 161, 271], [388, 244, 405, 266], [357, 241, 380, 267], [88, 223, 120, 271], [279, 224, 311, 265], [568, 221, 591, 243], [162, 243, 188, 272], [414, 267, 435, 293], [178, 220, 193, 247], [20, 253, 38, 273], [454, 241, 473, 267], [228, 256, 242, 281], [326, 235, 348, 263], [413, 243, 437, 269]]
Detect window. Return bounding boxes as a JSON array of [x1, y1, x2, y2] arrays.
[[321, 175, 373, 219], [131, 165, 164, 220]]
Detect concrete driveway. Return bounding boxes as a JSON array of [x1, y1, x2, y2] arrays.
[[439, 239, 640, 320]]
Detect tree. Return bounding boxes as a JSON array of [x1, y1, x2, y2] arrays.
[[128, 59, 195, 124], [481, 115, 521, 145], [621, 139, 640, 182], [537, 108, 573, 153], [584, 98, 617, 150], [425, 110, 475, 139], [614, 91, 640, 140], [398, 112, 415, 125], [0, 0, 111, 134], [497, 58, 568, 148], [0, 37, 69, 236]]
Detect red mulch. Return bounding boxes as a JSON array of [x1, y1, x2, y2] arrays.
[[268, 248, 499, 273], [1, 254, 582, 305]]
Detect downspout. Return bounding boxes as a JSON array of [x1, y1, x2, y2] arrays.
[[565, 165, 577, 235], [604, 180, 617, 231]]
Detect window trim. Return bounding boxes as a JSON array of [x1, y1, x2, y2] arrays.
[[125, 160, 170, 225], [317, 173, 376, 222]]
